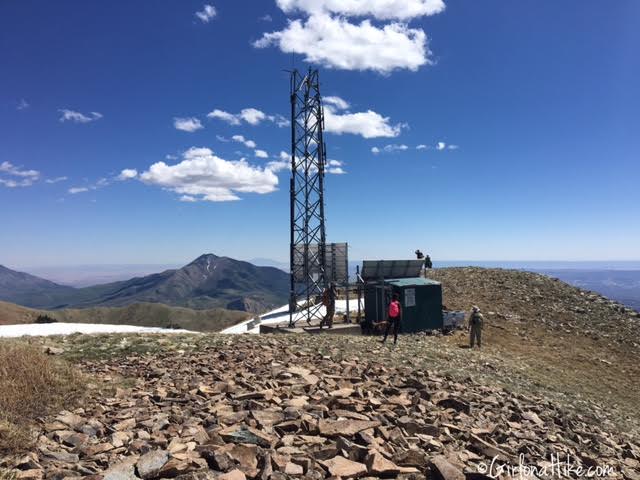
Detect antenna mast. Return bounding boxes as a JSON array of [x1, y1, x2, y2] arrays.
[[288, 68, 328, 327]]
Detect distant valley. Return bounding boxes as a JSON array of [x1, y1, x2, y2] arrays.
[[535, 269, 640, 312]]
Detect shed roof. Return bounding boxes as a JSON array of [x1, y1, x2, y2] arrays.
[[385, 277, 441, 287]]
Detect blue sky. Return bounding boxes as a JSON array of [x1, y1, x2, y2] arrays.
[[1, 0, 639, 268]]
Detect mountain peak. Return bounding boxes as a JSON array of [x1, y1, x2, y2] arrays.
[[188, 253, 219, 266]]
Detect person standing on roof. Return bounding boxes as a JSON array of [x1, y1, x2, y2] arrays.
[[415, 249, 427, 277], [381, 293, 402, 345], [469, 305, 484, 348]]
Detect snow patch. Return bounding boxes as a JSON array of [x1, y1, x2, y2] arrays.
[[221, 299, 363, 334], [0, 323, 195, 338]]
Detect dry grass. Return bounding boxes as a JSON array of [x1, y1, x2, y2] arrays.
[[0, 341, 83, 454]]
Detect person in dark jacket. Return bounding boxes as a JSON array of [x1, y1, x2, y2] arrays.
[[425, 254, 433, 269], [381, 293, 402, 344], [320, 282, 337, 329], [469, 305, 484, 348]]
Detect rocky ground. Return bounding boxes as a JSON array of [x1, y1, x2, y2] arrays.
[[1, 333, 639, 480], [2, 268, 639, 480]]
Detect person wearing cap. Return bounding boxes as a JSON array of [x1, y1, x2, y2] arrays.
[[469, 305, 484, 348]]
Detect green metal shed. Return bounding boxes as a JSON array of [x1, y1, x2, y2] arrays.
[[364, 277, 443, 333]]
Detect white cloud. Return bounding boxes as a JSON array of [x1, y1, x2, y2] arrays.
[[266, 151, 291, 173], [448, 144, 459, 150], [266, 160, 290, 173], [324, 96, 350, 110], [254, 14, 430, 73], [0, 161, 40, 178], [436, 141, 446, 151], [195, 4, 217, 23], [240, 108, 267, 125], [324, 105, 402, 138], [231, 135, 257, 149], [67, 176, 113, 195], [137, 147, 279, 202], [180, 195, 198, 202], [254, 149, 269, 158], [0, 179, 33, 188], [0, 162, 39, 187], [117, 169, 138, 180], [326, 159, 346, 174], [207, 107, 288, 128], [416, 144, 428, 150], [17, 99, 29, 110], [273, 114, 290, 128], [275, 0, 445, 20], [207, 109, 241, 125], [216, 135, 230, 142], [260, 14, 273, 22], [59, 109, 103, 123], [174, 117, 203, 132], [45, 176, 68, 184], [371, 144, 409, 154]]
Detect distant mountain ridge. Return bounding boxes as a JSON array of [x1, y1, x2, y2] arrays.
[[0, 265, 77, 308], [0, 254, 289, 313]]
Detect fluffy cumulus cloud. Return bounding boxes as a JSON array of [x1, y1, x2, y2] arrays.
[[207, 107, 289, 127], [240, 108, 266, 125], [436, 142, 446, 151], [275, 0, 445, 20], [117, 169, 138, 180], [0, 161, 40, 187], [254, 14, 429, 74], [136, 147, 278, 202], [416, 144, 428, 150], [207, 109, 241, 125], [174, 117, 203, 132], [254, 149, 269, 158], [255, 0, 445, 73], [323, 96, 403, 138], [59, 109, 103, 123], [195, 4, 217, 22]]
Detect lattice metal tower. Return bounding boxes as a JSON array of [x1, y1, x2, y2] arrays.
[[289, 68, 328, 327]]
